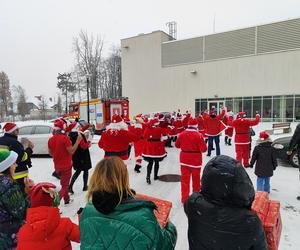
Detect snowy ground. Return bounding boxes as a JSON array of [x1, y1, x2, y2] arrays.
[[28, 122, 300, 250]]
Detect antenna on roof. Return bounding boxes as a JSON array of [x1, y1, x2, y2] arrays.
[[166, 21, 177, 40]]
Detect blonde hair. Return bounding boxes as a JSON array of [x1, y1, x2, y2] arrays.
[[87, 157, 134, 204]]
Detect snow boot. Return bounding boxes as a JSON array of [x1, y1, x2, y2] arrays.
[[146, 163, 153, 184], [154, 162, 159, 180], [83, 186, 88, 191], [225, 136, 228, 145], [52, 171, 60, 180], [297, 196, 300, 201], [68, 187, 74, 195], [134, 164, 142, 173], [228, 138, 232, 146]]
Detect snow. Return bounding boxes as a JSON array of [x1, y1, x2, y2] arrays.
[[27, 122, 300, 250]]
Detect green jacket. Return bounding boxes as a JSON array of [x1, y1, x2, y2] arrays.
[[80, 199, 177, 250]]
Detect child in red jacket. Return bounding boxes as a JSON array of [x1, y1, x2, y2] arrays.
[[17, 182, 80, 250]]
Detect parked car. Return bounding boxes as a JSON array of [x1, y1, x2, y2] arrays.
[[18, 123, 53, 155], [272, 136, 299, 168]]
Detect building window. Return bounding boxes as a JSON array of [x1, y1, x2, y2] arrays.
[[200, 100, 208, 113], [233, 98, 242, 113], [295, 97, 300, 121], [262, 97, 272, 121], [253, 97, 262, 117], [225, 98, 233, 110], [273, 97, 282, 121], [285, 96, 294, 121], [243, 97, 252, 118]]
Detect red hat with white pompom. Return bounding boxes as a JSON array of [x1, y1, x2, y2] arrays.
[[188, 117, 198, 128], [3, 123, 18, 134], [257, 131, 272, 144]]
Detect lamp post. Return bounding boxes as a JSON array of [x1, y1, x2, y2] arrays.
[[86, 74, 91, 124]]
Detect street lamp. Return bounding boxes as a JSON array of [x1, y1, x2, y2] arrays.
[[86, 74, 91, 124]]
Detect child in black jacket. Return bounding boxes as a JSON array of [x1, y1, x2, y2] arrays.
[[250, 131, 277, 193]]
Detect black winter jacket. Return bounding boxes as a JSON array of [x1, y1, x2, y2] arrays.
[[0, 133, 33, 175], [184, 155, 267, 250], [69, 132, 92, 171], [250, 142, 277, 178]]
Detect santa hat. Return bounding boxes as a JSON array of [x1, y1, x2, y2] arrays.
[[106, 114, 128, 131], [69, 121, 81, 132], [54, 120, 65, 131], [124, 117, 131, 124], [257, 131, 272, 144], [188, 118, 198, 128], [3, 123, 18, 134], [81, 123, 91, 132], [0, 149, 18, 173], [30, 182, 61, 208], [209, 110, 216, 116], [176, 113, 182, 120], [143, 117, 149, 123], [158, 114, 164, 121], [236, 112, 246, 119], [150, 118, 160, 127]]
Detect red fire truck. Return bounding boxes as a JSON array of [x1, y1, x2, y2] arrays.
[[68, 98, 129, 134]]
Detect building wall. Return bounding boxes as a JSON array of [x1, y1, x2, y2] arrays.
[[122, 23, 300, 117]]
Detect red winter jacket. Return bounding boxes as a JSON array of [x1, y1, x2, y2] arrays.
[[203, 110, 226, 136], [175, 128, 207, 167], [17, 206, 80, 250], [173, 120, 184, 135], [228, 114, 260, 144], [98, 129, 138, 160]]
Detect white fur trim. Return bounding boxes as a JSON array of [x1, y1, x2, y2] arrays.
[[234, 142, 250, 145], [71, 123, 80, 132], [134, 123, 142, 129], [5, 125, 18, 134], [142, 153, 167, 158], [180, 162, 202, 168], [186, 128, 198, 132], [0, 151, 18, 172], [161, 136, 168, 141], [106, 121, 128, 131]]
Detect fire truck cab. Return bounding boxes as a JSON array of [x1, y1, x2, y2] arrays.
[[75, 98, 129, 134]]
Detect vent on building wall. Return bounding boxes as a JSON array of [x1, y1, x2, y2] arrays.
[[205, 27, 256, 61], [257, 19, 300, 54]]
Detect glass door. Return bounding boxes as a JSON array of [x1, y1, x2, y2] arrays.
[[208, 100, 224, 114]]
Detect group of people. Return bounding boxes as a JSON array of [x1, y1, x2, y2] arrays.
[[1, 107, 299, 249]]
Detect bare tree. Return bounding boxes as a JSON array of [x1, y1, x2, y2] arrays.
[[57, 95, 63, 115], [12, 85, 28, 120], [38, 95, 48, 121], [73, 30, 104, 99], [0, 72, 12, 119]]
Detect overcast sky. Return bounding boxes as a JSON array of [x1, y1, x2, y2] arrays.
[[1, 0, 300, 102]]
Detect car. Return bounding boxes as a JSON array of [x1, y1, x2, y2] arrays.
[[272, 136, 299, 168], [18, 123, 53, 155]]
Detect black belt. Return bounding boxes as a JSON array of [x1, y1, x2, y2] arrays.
[[182, 150, 200, 153], [105, 150, 128, 157], [147, 138, 161, 142]]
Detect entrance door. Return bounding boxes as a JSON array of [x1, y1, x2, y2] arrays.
[[208, 100, 224, 114]]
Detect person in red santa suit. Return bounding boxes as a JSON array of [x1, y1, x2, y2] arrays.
[[203, 108, 226, 156], [173, 113, 184, 141], [196, 112, 206, 138], [98, 114, 138, 160], [228, 112, 260, 168], [128, 114, 145, 173], [48, 120, 82, 204], [142, 118, 167, 184], [223, 109, 234, 146], [175, 117, 207, 203], [182, 112, 191, 129]]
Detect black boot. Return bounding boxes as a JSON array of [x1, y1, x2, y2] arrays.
[[297, 196, 300, 201], [134, 164, 142, 173], [225, 136, 228, 145], [52, 171, 60, 180], [146, 177, 151, 184], [146, 161, 153, 184], [154, 162, 159, 180], [69, 187, 74, 195], [83, 170, 89, 191], [228, 138, 232, 146]]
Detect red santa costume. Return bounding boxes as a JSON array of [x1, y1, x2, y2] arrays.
[[223, 109, 234, 145], [131, 114, 146, 173], [98, 115, 138, 160], [175, 118, 207, 203], [173, 114, 185, 137], [228, 112, 260, 167], [203, 109, 226, 156], [142, 118, 167, 184], [182, 112, 191, 129], [196, 112, 206, 139]]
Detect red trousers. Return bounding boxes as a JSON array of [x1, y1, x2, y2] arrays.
[[235, 144, 250, 167], [180, 166, 201, 203], [56, 168, 72, 203]]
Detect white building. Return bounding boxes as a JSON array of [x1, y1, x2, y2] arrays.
[[121, 18, 300, 121]]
